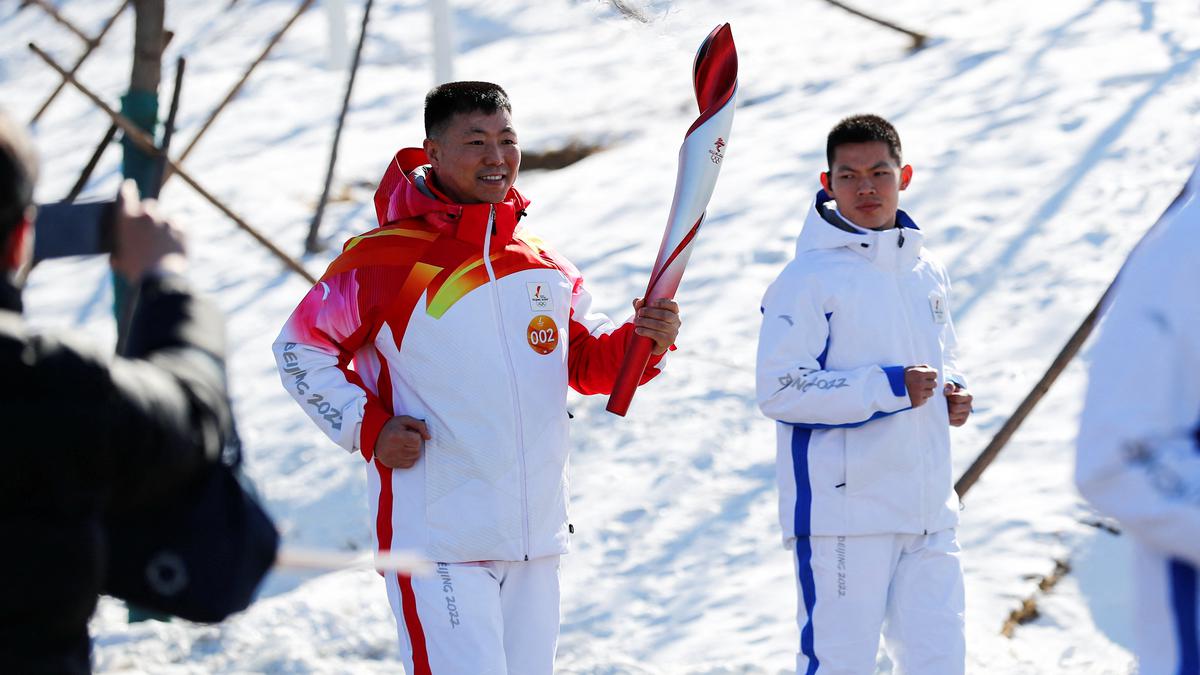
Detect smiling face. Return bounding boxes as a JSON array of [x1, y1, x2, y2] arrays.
[[822, 141, 912, 231], [423, 108, 520, 205]]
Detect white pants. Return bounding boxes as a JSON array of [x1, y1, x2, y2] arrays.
[[791, 529, 965, 675], [384, 555, 561, 675], [1132, 544, 1200, 675]]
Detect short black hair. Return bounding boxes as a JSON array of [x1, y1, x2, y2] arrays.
[[826, 114, 902, 170], [424, 81, 512, 139], [0, 110, 38, 245]]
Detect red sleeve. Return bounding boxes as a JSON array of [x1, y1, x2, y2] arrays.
[[566, 318, 666, 395]]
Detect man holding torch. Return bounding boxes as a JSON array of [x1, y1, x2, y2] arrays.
[[273, 81, 678, 674]]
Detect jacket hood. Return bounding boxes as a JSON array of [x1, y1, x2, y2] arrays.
[[371, 147, 531, 248], [796, 190, 923, 266]]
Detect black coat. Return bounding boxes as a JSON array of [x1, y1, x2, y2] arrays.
[[0, 273, 229, 673]]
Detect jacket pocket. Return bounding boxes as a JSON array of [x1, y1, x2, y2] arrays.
[[805, 428, 847, 491], [844, 413, 915, 495]]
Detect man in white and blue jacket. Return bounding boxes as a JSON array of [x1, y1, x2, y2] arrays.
[[1076, 161, 1200, 675], [756, 115, 973, 675]]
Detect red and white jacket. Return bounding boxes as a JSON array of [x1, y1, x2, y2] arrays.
[[274, 148, 664, 563]]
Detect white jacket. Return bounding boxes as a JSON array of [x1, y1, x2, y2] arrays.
[[274, 150, 664, 563], [757, 191, 965, 539], [1075, 167, 1200, 569]]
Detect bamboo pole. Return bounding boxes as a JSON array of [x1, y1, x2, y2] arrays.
[[65, 123, 119, 202], [306, 0, 374, 254], [954, 282, 1113, 498], [23, 0, 93, 44], [164, 0, 317, 182], [29, 42, 317, 285], [822, 0, 928, 51], [274, 546, 431, 576], [30, 0, 132, 124], [149, 56, 186, 199], [953, 185, 1181, 498]]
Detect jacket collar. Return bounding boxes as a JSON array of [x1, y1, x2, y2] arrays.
[[372, 147, 530, 249], [796, 190, 923, 270]]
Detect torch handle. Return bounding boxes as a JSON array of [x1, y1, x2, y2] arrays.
[[605, 333, 657, 416]]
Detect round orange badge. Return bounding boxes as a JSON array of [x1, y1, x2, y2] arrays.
[[527, 315, 559, 355]]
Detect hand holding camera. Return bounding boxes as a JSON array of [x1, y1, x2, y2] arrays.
[[110, 179, 186, 282]]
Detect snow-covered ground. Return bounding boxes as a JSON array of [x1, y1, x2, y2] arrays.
[[5, 0, 1200, 672]]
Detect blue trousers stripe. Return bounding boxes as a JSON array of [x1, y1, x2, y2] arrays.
[[1170, 558, 1199, 675], [792, 425, 818, 673], [791, 427, 813, 538], [796, 540, 819, 674]]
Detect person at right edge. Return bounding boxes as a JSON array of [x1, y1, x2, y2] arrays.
[[1075, 160, 1200, 675], [756, 114, 973, 675]]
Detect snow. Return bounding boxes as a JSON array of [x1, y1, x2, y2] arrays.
[[4, 0, 1198, 672]]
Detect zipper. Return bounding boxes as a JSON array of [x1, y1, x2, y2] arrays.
[[482, 206, 532, 560], [889, 233, 927, 534]]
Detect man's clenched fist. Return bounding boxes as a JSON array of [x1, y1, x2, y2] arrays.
[[904, 365, 938, 408], [374, 415, 431, 469], [945, 383, 973, 427]]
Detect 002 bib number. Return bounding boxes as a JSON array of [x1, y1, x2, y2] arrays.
[[527, 315, 560, 355]]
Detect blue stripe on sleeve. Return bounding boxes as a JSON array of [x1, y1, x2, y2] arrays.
[[787, 406, 912, 430], [1169, 558, 1199, 675], [787, 314, 912, 430], [882, 365, 907, 397]]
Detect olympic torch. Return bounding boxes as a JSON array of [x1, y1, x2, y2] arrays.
[[606, 23, 738, 416]]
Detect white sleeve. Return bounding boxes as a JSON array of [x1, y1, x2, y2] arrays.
[[756, 269, 911, 428], [272, 270, 388, 456]]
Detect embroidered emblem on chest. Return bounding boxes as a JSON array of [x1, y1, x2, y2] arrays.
[[527, 282, 554, 312], [929, 291, 948, 324]]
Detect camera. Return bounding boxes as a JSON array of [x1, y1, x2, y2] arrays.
[[32, 198, 116, 263]]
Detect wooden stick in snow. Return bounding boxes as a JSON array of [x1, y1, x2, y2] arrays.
[[65, 123, 119, 202], [149, 56, 186, 199], [306, 0, 374, 254], [954, 280, 1115, 499], [29, 0, 132, 124], [23, 0, 93, 44], [822, 0, 928, 51], [274, 546, 432, 576], [952, 178, 1189, 499]]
